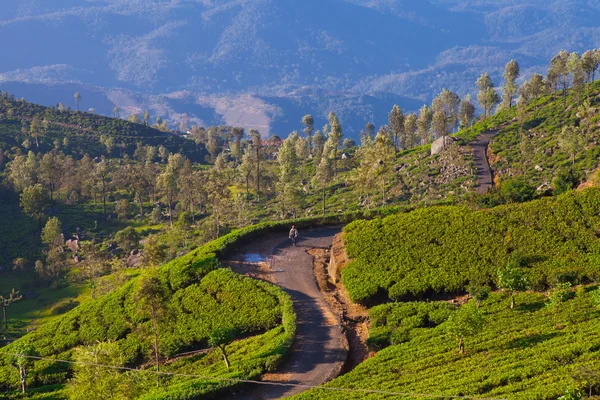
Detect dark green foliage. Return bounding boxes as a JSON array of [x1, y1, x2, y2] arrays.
[[342, 188, 600, 304], [553, 168, 582, 195], [0, 97, 205, 161], [500, 177, 536, 203]]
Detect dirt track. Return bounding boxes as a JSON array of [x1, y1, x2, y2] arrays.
[[472, 130, 498, 193], [223, 227, 346, 399]]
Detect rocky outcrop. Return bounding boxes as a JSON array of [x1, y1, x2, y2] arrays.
[[430, 136, 455, 155]]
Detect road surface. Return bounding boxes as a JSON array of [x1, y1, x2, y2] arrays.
[[223, 227, 346, 399], [472, 130, 498, 193]]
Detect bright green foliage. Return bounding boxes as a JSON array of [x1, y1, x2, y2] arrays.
[[66, 341, 151, 400], [446, 302, 485, 353], [293, 291, 600, 399], [367, 301, 453, 349], [341, 188, 600, 304], [0, 224, 297, 399], [497, 258, 530, 309]]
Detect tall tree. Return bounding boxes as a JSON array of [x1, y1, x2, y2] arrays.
[[404, 113, 418, 149], [277, 132, 300, 218], [93, 158, 112, 221], [388, 105, 405, 152], [74, 92, 81, 111], [327, 112, 343, 175], [559, 126, 584, 165], [356, 126, 395, 206], [134, 268, 168, 384], [157, 153, 185, 226], [417, 105, 433, 144], [143, 110, 150, 126], [0, 288, 22, 331], [9, 341, 38, 394], [502, 60, 520, 109], [476, 73, 500, 117], [458, 95, 476, 129], [249, 129, 263, 201], [231, 127, 245, 160], [29, 118, 45, 148], [113, 106, 119, 118], [528, 73, 546, 116], [312, 130, 325, 165], [20, 184, 47, 230], [568, 52, 585, 103], [301, 114, 314, 152], [431, 89, 460, 144], [313, 146, 334, 216], [550, 50, 570, 100]]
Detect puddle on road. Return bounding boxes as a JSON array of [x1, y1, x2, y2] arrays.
[[243, 253, 266, 263]]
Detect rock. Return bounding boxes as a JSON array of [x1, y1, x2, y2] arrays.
[[127, 251, 145, 268], [534, 165, 543, 172], [65, 239, 79, 252], [430, 136, 454, 155], [537, 182, 553, 195]]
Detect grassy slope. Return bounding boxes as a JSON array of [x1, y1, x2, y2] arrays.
[[489, 81, 600, 186], [294, 290, 600, 399]]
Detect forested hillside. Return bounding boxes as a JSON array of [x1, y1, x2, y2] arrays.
[[1, 48, 600, 399]]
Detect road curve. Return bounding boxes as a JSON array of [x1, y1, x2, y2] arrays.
[[223, 227, 346, 399], [472, 130, 498, 193]]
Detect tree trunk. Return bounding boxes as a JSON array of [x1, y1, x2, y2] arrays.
[[2, 305, 7, 331], [256, 150, 260, 202], [510, 294, 515, 309], [152, 317, 160, 387], [35, 136, 39, 148], [137, 193, 144, 217], [245, 174, 250, 202], [20, 367, 26, 394], [168, 200, 173, 227], [220, 347, 230, 369], [458, 337, 464, 354], [102, 194, 107, 222], [322, 189, 326, 216]]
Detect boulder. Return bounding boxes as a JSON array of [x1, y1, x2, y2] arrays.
[[431, 136, 454, 155]]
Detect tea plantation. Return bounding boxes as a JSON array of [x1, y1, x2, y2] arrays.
[[341, 187, 600, 304], [293, 289, 600, 399], [0, 223, 296, 399]]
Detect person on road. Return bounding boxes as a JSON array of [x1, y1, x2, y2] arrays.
[[289, 225, 298, 246]]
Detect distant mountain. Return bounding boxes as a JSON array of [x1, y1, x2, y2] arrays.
[[1, 0, 599, 138]]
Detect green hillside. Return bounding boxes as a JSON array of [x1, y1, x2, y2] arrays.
[[0, 224, 296, 399], [0, 94, 205, 161], [341, 187, 600, 305]]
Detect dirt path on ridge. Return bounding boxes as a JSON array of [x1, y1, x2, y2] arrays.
[[222, 227, 346, 399], [472, 129, 499, 193]]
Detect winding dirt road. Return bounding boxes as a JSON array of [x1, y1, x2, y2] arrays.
[[223, 227, 346, 399], [472, 129, 498, 193]]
